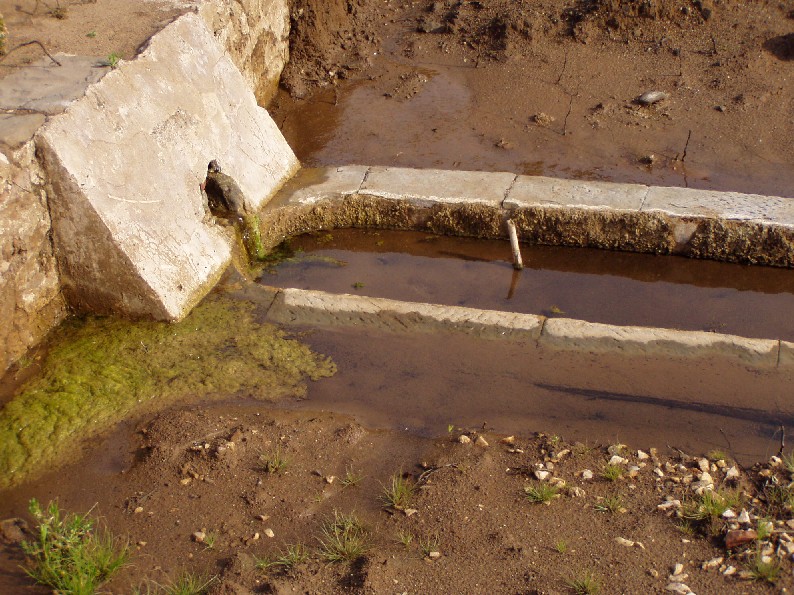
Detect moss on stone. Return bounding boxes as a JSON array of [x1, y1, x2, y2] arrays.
[[0, 295, 335, 488]]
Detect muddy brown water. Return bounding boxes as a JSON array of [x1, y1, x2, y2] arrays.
[[263, 229, 794, 342], [284, 325, 792, 465]]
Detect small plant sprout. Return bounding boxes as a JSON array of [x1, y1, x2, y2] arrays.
[[256, 543, 309, 572], [781, 451, 794, 474], [318, 511, 368, 562], [396, 529, 414, 549], [203, 531, 218, 550], [555, 540, 569, 554], [419, 534, 441, 558], [601, 464, 624, 482], [447, 423, 455, 433], [523, 482, 560, 504], [567, 570, 602, 595], [764, 483, 794, 514], [352, 281, 365, 289], [261, 446, 288, 474], [594, 495, 626, 514], [707, 449, 728, 462], [682, 489, 741, 522], [106, 52, 121, 68], [747, 550, 781, 584], [340, 466, 364, 488], [756, 518, 773, 541], [381, 471, 415, 509], [160, 572, 217, 594], [21, 499, 129, 594], [86, 30, 97, 38]]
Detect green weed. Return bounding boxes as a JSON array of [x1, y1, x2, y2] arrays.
[[555, 540, 569, 554], [106, 52, 121, 68], [396, 529, 413, 549], [567, 570, 602, 594], [523, 482, 560, 504], [381, 472, 415, 509], [318, 512, 368, 563], [747, 551, 781, 584], [601, 464, 624, 482], [21, 499, 128, 594], [340, 466, 364, 488], [594, 494, 625, 514], [159, 572, 216, 594], [256, 543, 309, 572], [261, 446, 288, 474], [681, 489, 741, 522], [418, 534, 440, 558]]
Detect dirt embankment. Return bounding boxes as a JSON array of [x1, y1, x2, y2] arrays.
[[273, 0, 794, 196]]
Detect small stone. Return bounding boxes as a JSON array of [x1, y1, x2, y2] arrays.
[[657, 500, 681, 511], [721, 509, 736, 519], [609, 455, 628, 465], [534, 470, 550, 481], [723, 565, 736, 575], [654, 468, 665, 478], [137, 541, 147, 547], [648, 569, 659, 578], [255, 514, 270, 522], [637, 450, 650, 460], [458, 435, 471, 444], [725, 529, 757, 549], [404, 509, 418, 517], [428, 551, 441, 559], [701, 556, 723, 570], [0, 518, 28, 544], [568, 486, 586, 497], [786, 519, 794, 530], [179, 478, 192, 485], [672, 563, 684, 576], [770, 455, 783, 467], [697, 458, 710, 472], [475, 436, 489, 447], [615, 537, 634, 547], [582, 469, 594, 480], [134, 506, 144, 514], [325, 476, 336, 484], [192, 531, 206, 543], [500, 436, 515, 445], [665, 583, 690, 594], [722, 465, 740, 479], [737, 509, 751, 524], [264, 528, 275, 538], [637, 90, 669, 105]]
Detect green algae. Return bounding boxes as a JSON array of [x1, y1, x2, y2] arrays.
[[0, 295, 335, 489]]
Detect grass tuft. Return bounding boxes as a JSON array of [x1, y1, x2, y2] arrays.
[[261, 446, 288, 474], [681, 489, 740, 522], [747, 551, 781, 584], [381, 472, 415, 509], [418, 534, 440, 558], [21, 499, 128, 594], [594, 494, 625, 514], [318, 512, 368, 563], [159, 572, 216, 595], [256, 543, 309, 572], [601, 464, 624, 482], [340, 466, 364, 488], [567, 570, 602, 594], [523, 482, 560, 504]]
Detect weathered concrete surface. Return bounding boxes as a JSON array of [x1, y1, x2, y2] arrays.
[[0, 54, 108, 114], [779, 341, 794, 369], [38, 13, 298, 320], [198, 0, 290, 105], [266, 287, 545, 341], [507, 175, 647, 210], [539, 318, 780, 366], [0, 142, 66, 371]]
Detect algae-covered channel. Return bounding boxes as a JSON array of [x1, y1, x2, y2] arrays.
[[264, 228, 794, 342]]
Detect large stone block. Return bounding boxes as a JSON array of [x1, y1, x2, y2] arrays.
[[38, 13, 298, 321]]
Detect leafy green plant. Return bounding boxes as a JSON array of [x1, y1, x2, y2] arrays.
[[105, 52, 121, 68], [318, 512, 368, 562], [352, 282, 365, 289], [381, 472, 415, 509], [756, 518, 773, 541], [594, 494, 625, 514], [601, 464, 624, 481], [567, 570, 602, 594], [261, 446, 288, 474], [203, 531, 217, 550], [21, 499, 128, 594], [524, 482, 560, 504], [86, 30, 97, 38], [706, 449, 728, 462]]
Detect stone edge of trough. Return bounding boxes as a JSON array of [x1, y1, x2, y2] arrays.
[[260, 286, 794, 370], [262, 165, 794, 268]]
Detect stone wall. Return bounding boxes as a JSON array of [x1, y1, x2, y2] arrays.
[[0, 141, 66, 371], [199, 0, 291, 105]]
